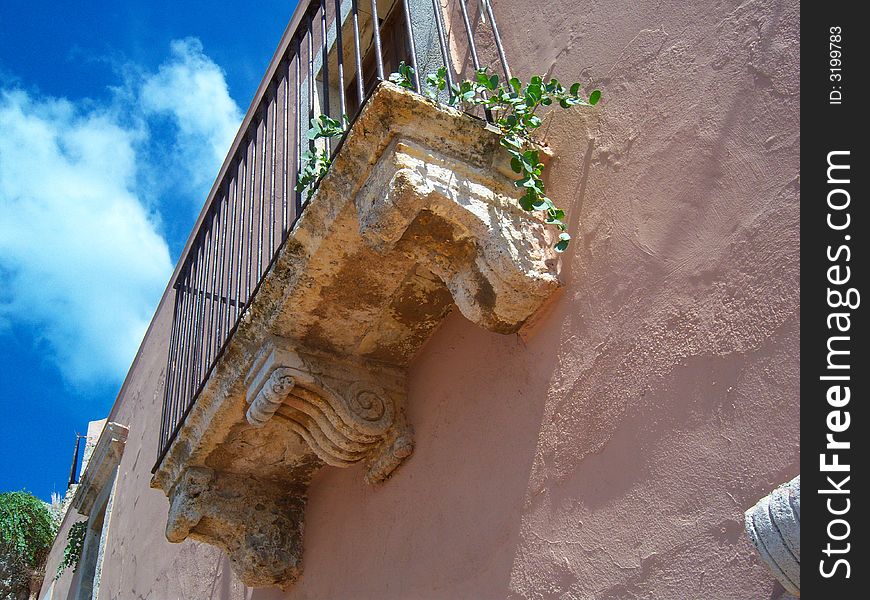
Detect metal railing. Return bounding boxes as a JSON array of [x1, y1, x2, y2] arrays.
[[155, 0, 511, 470]]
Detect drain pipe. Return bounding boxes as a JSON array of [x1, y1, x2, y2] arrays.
[[744, 475, 800, 596]]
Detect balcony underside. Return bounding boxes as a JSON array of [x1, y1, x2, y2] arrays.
[[151, 82, 560, 588]]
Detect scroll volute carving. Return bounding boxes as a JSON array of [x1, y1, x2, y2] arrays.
[[244, 344, 413, 484]]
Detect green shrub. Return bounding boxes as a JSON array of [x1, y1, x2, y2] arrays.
[[0, 491, 57, 598]]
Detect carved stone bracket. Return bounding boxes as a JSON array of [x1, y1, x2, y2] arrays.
[[244, 344, 413, 484], [153, 82, 561, 588], [166, 467, 306, 588]]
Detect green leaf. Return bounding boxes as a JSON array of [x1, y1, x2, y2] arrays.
[[525, 84, 542, 104], [500, 135, 523, 150], [589, 89, 601, 105], [510, 156, 523, 173], [388, 62, 416, 90], [532, 196, 550, 210], [509, 77, 522, 94], [570, 82, 581, 96], [519, 191, 537, 211], [554, 232, 571, 252]]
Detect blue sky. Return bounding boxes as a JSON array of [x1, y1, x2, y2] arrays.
[[0, 0, 298, 500]]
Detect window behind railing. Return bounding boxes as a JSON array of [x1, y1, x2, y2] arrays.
[[155, 0, 512, 471]]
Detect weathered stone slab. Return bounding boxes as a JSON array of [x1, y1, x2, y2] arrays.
[[72, 422, 128, 516]]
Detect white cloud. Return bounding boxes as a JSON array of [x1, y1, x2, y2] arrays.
[[0, 38, 242, 387], [141, 38, 243, 192]]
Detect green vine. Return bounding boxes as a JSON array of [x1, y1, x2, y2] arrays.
[[295, 114, 346, 198], [296, 64, 600, 252], [55, 520, 87, 580], [391, 63, 600, 251], [0, 491, 56, 597]]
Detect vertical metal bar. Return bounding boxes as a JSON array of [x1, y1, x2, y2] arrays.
[[246, 134, 257, 302], [295, 49, 303, 218], [258, 114, 266, 279], [270, 91, 277, 260], [182, 257, 198, 410], [235, 156, 246, 320], [170, 272, 190, 448], [180, 260, 194, 411], [458, 0, 492, 121], [307, 15, 316, 154], [227, 172, 238, 333], [369, 0, 385, 80], [180, 280, 192, 431], [161, 291, 182, 453], [351, 0, 365, 107], [190, 240, 206, 396], [68, 434, 82, 487], [333, 0, 347, 121], [225, 172, 237, 337], [458, 0, 482, 71], [215, 184, 229, 354], [431, 0, 457, 95], [198, 240, 208, 387], [283, 61, 289, 239], [204, 205, 218, 375], [164, 284, 183, 439], [401, 0, 421, 92], [481, 0, 511, 81], [319, 0, 331, 119], [186, 255, 200, 407]]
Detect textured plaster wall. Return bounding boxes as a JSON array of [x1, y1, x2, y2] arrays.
[[40, 0, 799, 597]]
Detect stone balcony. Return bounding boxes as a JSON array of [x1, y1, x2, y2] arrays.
[[150, 82, 561, 588]]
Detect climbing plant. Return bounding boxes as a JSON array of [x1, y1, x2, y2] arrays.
[[55, 520, 87, 580], [0, 491, 56, 598], [391, 63, 601, 252], [295, 114, 346, 198], [296, 64, 600, 252]]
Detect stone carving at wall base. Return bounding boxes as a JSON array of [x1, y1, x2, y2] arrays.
[[744, 476, 800, 596]]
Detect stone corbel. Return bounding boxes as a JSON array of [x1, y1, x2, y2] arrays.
[[154, 82, 563, 589], [244, 343, 413, 484], [165, 467, 306, 588]]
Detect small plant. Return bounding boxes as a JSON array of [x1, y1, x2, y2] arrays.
[[300, 64, 601, 252], [295, 114, 346, 198], [412, 63, 600, 252], [55, 520, 87, 580], [388, 62, 418, 91]]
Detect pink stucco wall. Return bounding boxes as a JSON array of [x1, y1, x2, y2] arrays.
[[41, 0, 799, 597]]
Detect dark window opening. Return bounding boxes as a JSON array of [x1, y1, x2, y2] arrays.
[[346, 1, 412, 109]]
